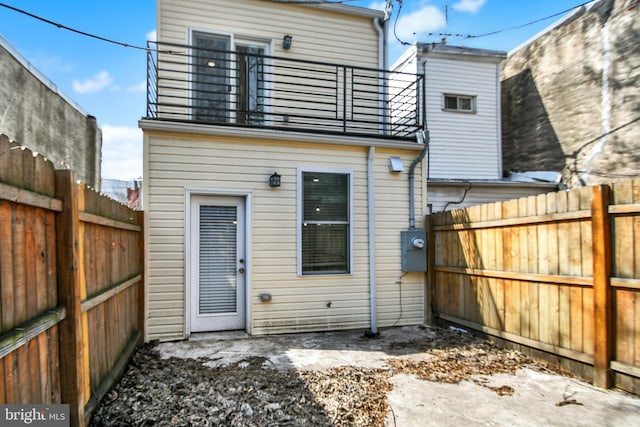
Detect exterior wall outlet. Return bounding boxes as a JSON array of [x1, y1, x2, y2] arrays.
[[259, 293, 272, 302]]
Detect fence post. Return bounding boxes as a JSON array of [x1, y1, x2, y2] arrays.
[[426, 214, 436, 325], [55, 170, 87, 426], [592, 184, 613, 389], [137, 210, 146, 342]]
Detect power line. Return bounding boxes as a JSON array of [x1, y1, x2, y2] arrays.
[[465, 1, 595, 40], [0, 2, 149, 51], [392, 0, 411, 46], [391, 1, 595, 44]]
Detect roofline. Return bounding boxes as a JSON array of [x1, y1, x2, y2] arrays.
[[0, 33, 91, 118], [416, 42, 507, 60], [299, 1, 384, 19], [428, 178, 558, 189]]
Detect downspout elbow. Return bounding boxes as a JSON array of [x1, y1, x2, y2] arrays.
[[409, 130, 429, 230]]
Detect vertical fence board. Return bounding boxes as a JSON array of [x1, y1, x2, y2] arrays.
[[4, 353, 16, 403], [635, 180, 640, 375], [557, 192, 571, 349], [55, 170, 87, 426], [37, 333, 50, 402], [547, 194, 561, 347], [516, 198, 530, 338], [429, 178, 639, 393], [13, 204, 27, 328], [581, 188, 595, 356], [568, 189, 584, 353], [616, 289, 635, 365], [16, 345, 29, 403], [592, 185, 613, 389], [0, 201, 14, 333], [27, 338, 40, 402], [35, 208, 48, 314], [25, 207, 38, 322], [0, 351, 5, 403]]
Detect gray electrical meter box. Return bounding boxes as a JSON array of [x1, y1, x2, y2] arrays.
[[401, 230, 427, 272]]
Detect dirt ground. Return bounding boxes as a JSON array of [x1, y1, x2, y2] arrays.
[[90, 325, 640, 426]]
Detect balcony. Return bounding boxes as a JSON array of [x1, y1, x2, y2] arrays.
[[145, 41, 424, 139]]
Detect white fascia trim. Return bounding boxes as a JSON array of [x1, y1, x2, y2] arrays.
[[308, 2, 384, 19], [139, 120, 424, 151]]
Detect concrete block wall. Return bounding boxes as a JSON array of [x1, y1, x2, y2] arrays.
[[0, 36, 102, 189]]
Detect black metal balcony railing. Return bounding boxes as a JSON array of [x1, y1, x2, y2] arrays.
[[146, 41, 424, 139]]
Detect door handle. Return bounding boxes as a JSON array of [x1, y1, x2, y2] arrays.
[[238, 267, 245, 274]]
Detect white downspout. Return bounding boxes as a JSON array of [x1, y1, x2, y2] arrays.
[[373, 17, 388, 135], [369, 14, 386, 334], [367, 146, 377, 334]]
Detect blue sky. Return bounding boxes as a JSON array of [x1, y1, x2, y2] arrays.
[[0, 0, 591, 181]]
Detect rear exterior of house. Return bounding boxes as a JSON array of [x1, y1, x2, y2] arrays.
[[393, 43, 556, 212], [141, 0, 427, 341]]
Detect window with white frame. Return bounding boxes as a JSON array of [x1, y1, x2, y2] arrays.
[[299, 170, 352, 275], [443, 94, 476, 113]]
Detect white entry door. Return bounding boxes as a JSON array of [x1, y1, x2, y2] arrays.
[[190, 195, 246, 332]]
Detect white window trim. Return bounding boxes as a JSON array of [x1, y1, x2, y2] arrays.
[[296, 168, 354, 276], [442, 93, 477, 113]]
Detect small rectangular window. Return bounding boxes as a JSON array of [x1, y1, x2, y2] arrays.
[[299, 171, 351, 275], [443, 94, 476, 113]]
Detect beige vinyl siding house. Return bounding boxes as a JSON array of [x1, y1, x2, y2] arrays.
[[157, 0, 381, 67], [142, 0, 426, 341]]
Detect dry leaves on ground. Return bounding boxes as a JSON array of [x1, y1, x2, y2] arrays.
[[91, 327, 537, 426]]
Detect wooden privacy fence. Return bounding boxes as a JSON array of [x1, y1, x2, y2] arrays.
[[0, 135, 144, 426], [427, 178, 640, 394]]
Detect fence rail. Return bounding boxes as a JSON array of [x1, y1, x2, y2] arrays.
[[427, 178, 640, 394], [0, 135, 144, 426]]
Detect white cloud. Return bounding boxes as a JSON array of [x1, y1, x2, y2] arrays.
[[127, 81, 146, 92], [146, 29, 157, 42], [101, 125, 142, 180], [72, 70, 113, 94], [452, 0, 487, 14], [394, 5, 447, 42]]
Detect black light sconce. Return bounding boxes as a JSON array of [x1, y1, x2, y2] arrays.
[[269, 172, 281, 188], [282, 34, 292, 50]]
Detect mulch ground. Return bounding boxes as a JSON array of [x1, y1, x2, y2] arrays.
[[90, 327, 543, 426]]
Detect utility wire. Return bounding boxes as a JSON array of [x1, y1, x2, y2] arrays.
[[393, 0, 411, 46], [465, 1, 594, 39], [391, 0, 595, 44], [0, 2, 149, 51]]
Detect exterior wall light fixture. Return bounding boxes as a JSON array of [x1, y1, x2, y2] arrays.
[[282, 34, 292, 50], [269, 172, 281, 187]]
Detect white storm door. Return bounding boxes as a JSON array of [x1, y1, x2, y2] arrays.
[[190, 196, 246, 332]]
